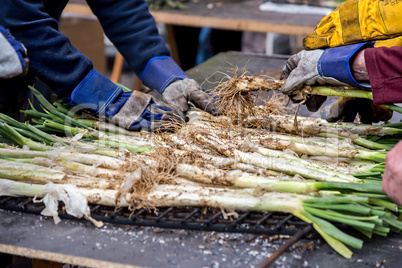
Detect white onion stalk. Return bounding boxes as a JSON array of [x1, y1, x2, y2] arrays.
[[256, 114, 402, 137], [248, 145, 364, 182], [31, 157, 123, 179], [0, 148, 126, 169], [187, 110, 402, 137], [0, 179, 102, 227], [176, 164, 382, 194], [0, 159, 113, 189], [235, 150, 361, 183], [255, 138, 386, 163], [194, 133, 360, 182]]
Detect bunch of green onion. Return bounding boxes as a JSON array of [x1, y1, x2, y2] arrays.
[[0, 86, 400, 259]]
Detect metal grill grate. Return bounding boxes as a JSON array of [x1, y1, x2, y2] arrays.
[[0, 196, 308, 235]]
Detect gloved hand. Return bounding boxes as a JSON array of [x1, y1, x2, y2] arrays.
[[162, 78, 219, 115], [326, 97, 393, 124], [0, 25, 28, 78], [71, 69, 186, 132], [281, 43, 373, 112], [141, 56, 219, 115], [106, 90, 187, 132], [303, 0, 402, 49], [281, 49, 336, 112]]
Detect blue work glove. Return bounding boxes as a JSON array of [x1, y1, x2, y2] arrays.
[[71, 69, 186, 132], [141, 56, 220, 115], [281, 43, 373, 112], [0, 25, 28, 78]]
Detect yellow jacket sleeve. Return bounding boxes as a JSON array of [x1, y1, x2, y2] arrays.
[[375, 36, 402, 47], [304, 0, 402, 49]]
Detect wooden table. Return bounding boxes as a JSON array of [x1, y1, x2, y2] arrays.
[[150, 0, 322, 35], [65, 1, 322, 35], [64, 1, 324, 86]]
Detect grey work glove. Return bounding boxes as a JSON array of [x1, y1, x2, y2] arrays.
[[0, 26, 29, 78], [162, 78, 220, 115], [108, 90, 186, 132], [326, 97, 393, 124], [281, 50, 347, 112]]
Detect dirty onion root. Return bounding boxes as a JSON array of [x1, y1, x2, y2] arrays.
[[214, 68, 289, 127]]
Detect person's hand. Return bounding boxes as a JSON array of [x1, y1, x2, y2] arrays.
[[383, 141, 402, 206], [0, 25, 29, 78], [141, 57, 219, 116], [326, 97, 393, 124], [71, 69, 185, 132], [162, 78, 219, 115], [106, 90, 186, 132], [280, 49, 346, 112], [281, 43, 374, 113], [281, 49, 349, 93]]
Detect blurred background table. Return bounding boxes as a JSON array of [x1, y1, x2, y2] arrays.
[[64, 0, 325, 85]]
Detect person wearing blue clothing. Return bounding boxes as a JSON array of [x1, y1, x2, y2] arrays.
[[0, 0, 218, 130]]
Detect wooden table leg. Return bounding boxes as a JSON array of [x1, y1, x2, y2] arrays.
[[165, 24, 181, 66], [32, 259, 63, 268], [133, 77, 143, 91], [111, 52, 125, 83]]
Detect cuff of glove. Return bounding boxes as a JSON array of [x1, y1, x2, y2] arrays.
[[141, 56, 188, 94], [318, 42, 373, 88], [71, 69, 123, 115]]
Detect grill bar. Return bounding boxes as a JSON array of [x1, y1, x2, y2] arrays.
[[0, 197, 309, 236]]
